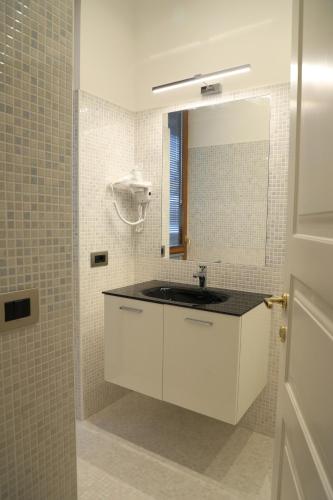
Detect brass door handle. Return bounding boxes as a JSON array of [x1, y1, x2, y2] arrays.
[[264, 293, 289, 310], [279, 326, 287, 343]]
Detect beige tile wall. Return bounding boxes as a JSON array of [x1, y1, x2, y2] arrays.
[[0, 0, 77, 498]]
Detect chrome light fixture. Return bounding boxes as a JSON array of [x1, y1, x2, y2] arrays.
[[152, 64, 251, 94]]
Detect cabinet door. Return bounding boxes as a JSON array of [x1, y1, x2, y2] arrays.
[[104, 296, 163, 399], [163, 306, 240, 423]]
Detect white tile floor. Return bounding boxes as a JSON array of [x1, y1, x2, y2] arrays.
[[77, 392, 273, 500]]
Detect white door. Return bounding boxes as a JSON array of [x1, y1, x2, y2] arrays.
[[272, 0, 333, 498]]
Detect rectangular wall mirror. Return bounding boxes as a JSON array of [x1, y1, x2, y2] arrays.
[[161, 96, 271, 266]]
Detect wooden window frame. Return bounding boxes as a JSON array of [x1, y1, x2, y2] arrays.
[[170, 110, 188, 259]]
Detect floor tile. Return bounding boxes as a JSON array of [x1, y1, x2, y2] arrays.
[[77, 392, 273, 499]]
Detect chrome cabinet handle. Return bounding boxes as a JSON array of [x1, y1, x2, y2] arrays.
[[119, 306, 143, 313], [185, 317, 213, 326]]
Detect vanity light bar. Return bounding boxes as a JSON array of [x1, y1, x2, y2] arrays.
[[152, 64, 251, 94]]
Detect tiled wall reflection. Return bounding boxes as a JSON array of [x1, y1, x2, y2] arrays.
[[188, 141, 269, 266], [0, 1, 76, 498]]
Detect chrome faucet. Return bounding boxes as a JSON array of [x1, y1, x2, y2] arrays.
[[193, 264, 207, 289]]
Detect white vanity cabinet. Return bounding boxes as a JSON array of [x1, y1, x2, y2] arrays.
[[163, 306, 240, 423], [163, 304, 270, 424], [104, 296, 164, 399], [104, 295, 270, 424]]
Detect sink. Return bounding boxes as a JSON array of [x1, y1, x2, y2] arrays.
[[142, 286, 229, 305]]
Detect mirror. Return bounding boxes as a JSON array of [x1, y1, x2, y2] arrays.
[[161, 96, 270, 265]]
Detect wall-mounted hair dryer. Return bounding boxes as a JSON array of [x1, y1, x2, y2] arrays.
[[109, 169, 152, 232]]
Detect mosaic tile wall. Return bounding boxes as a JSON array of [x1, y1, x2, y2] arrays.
[[187, 141, 269, 266], [0, 0, 77, 498], [74, 90, 135, 419], [73, 91, 82, 418], [74, 84, 289, 436], [134, 84, 290, 436]]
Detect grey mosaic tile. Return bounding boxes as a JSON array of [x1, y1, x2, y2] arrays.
[[0, 0, 76, 498]]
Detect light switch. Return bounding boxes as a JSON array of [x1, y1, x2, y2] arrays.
[[5, 298, 31, 321], [91, 251, 108, 267], [0, 289, 39, 334]]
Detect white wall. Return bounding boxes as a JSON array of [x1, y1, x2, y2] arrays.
[[133, 0, 292, 110], [77, 0, 292, 111], [78, 0, 136, 110], [188, 97, 270, 148]]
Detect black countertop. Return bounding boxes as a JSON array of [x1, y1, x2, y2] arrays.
[[102, 280, 269, 317]]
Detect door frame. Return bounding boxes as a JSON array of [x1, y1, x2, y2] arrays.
[[271, 0, 302, 496]]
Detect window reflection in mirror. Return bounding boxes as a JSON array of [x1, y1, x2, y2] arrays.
[[168, 110, 188, 259], [162, 96, 271, 266]]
